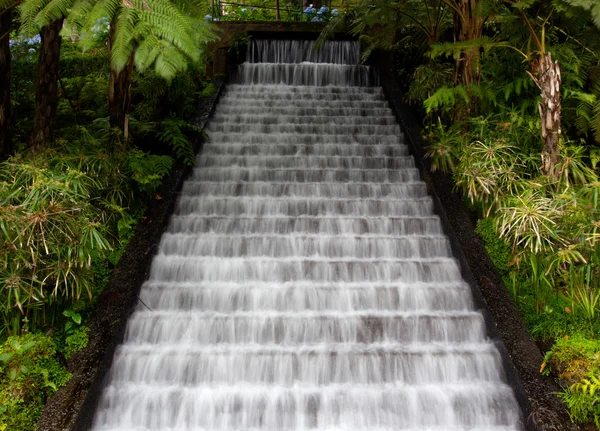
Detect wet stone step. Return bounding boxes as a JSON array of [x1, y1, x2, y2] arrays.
[[215, 107, 394, 118], [238, 63, 378, 86], [156, 234, 451, 259], [190, 168, 421, 183], [210, 115, 398, 125], [174, 196, 435, 217], [166, 215, 444, 236], [179, 181, 427, 199], [138, 281, 472, 312], [94, 383, 519, 429], [108, 343, 505, 385], [194, 156, 415, 170], [205, 132, 403, 145], [206, 123, 401, 135], [123, 310, 487, 344], [147, 257, 463, 283], [217, 99, 389, 109], [200, 144, 410, 157], [226, 83, 384, 94], [220, 92, 385, 101]]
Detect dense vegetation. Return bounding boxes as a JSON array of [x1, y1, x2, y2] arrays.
[[0, 0, 217, 426], [319, 0, 600, 427], [1, 0, 599, 428]]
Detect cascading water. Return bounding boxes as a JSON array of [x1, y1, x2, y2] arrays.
[[91, 39, 522, 430]]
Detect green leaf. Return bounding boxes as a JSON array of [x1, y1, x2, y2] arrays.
[[19, 341, 37, 353], [63, 309, 82, 324], [0, 353, 13, 363]]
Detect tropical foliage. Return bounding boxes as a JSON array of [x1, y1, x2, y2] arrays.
[[0, 0, 219, 424]]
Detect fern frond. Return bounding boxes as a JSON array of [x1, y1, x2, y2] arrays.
[[110, 8, 137, 72], [424, 85, 469, 113], [158, 118, 195, 166], [429, 37, 526, 60], [34, 0, 75, 27], [18, 0, 51, 36], [561, 0, 600, 30], [0, 0, 15, 10]]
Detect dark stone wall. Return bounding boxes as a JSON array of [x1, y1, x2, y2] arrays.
[[36, 79, 226, 431]]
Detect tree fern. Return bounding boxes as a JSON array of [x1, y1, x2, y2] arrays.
[[423, 85, 470, 113], [76, 0, 218, 80], [557, 0, 600, 30], [158, 117, 196, 166]]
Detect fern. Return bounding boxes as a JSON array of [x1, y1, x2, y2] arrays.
[[158, 118, 196, 166], [561, 373, 600, 428], [18, 0, 52, 37], [502, 77, 535, 100], [55, 0, 219, 81], [423, 85, 469, 113], [559, 0, 600, 30], [122, 149, 173, 195]]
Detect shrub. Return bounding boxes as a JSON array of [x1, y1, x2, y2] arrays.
[[549, 335, 600, 428], [0, 334, 70, 431]]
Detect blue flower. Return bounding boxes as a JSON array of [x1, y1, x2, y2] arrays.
[[316, 10, 322, 15], [331, 9, 338, 15], [204, 14, 213, 21], [29, 48, 36, 53], [319, 6, 327, 12], [311, 16, 323, 22], [250, 7, 255, 10]]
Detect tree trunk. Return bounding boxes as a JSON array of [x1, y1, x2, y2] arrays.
[[29, 18, 64, 152], [0, 7, 12, 159], [528, 51, 562, 176], [453, 0, 484, 86], [107, 22, 134, 146]]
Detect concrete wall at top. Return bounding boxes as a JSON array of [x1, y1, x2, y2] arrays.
[[206, 21, 329, 77]]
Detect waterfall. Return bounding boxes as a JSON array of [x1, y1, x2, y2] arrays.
[[91, 39, 521, 430]]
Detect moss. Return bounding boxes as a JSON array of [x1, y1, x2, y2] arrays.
[[63, 327, 89, 360], [474, 218, 512, 277], [200, 83, 217, 98], [0, 334, 70, 431], [549, 335, 600, 384]]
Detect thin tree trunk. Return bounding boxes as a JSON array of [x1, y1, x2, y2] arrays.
[[453, 0, 484, 86], [528, 52, 562, 176], [108, 57, 134, 143], [107, 21, 134, 146], [0, 7, 12, 158], [30, 18, 64, 152], [275, 0, 280, 21]]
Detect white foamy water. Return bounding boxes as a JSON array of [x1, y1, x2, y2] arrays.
[[91, 39, 521, 431]]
